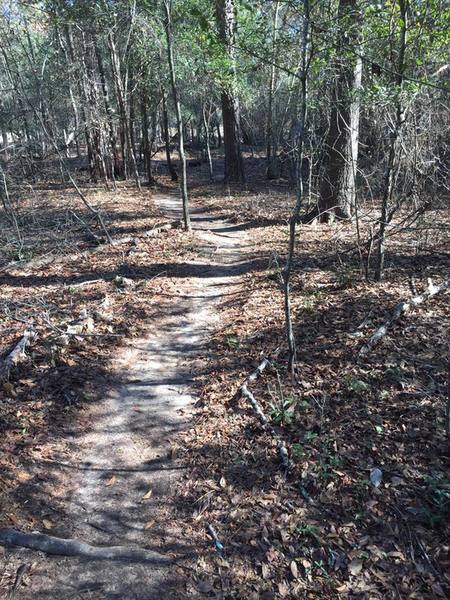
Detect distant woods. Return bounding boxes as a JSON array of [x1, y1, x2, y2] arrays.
[[0, 0, 448, 274]]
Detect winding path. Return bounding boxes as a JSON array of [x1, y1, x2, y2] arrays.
[[3, 194, 255, 599]]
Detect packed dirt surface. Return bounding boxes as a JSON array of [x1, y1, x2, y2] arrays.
[[0, 193, 254, 599]]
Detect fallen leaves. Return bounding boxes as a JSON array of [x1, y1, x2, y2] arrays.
[[348, 558, 364, 576], [290, 560, 298, 579], [174, 187, 449, 599]]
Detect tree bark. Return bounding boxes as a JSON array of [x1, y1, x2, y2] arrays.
[[141, 93, 156, 185], [64, 25, 95, 176], [283, 0, 310, 374], [202, 103, 214, 180], [215, 0, 245, 183], [93, 34, 121, 178], [108, 30, 140, 188], [318, 0, 362, 222]]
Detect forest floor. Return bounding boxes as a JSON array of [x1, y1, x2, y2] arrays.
[[0, 154, 449, 599]]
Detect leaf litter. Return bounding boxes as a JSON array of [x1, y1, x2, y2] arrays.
[[0, 164, 449, 599]]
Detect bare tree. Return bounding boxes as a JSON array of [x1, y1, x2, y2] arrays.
[[283, 0, 310, 374], [374, 0, 408, 281], [266, 0, 280, 180]]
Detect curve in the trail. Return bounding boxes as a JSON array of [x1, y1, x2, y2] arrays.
[[2, 194, 253, 600]]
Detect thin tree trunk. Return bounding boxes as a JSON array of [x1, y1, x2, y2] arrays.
[[266, 0, 280, 180], [108, 31, 140, 188], [202, 104, 214, 180], [64, 25, 94, 175], [141, 93, 155, 185], [163, 0, 190, 231], [283, 0, 310, 374], [79, 31, 106, 184], [0, 99, 8, 160], [216, 122, 221, 147], [374, 0, 407, 281], [317, 0, 362, 222], [129, 69, 137, 165], [94, 34, 121, 178], [161, 90, 178, 181]]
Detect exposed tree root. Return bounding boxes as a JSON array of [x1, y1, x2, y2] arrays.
[[0, 529, 171, 563], [359, 279, 450, 356]]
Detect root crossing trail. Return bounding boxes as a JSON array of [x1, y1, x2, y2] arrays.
[[3, 195, 256, 599]]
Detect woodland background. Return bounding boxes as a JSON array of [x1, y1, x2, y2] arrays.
[[0, 0, 449, 598]]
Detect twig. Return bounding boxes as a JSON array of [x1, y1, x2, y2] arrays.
[[238, 349, 289, 469], [8, 563, 30, 599]]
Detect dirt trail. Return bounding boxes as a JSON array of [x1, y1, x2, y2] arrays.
[[2, 194, 254, 599]]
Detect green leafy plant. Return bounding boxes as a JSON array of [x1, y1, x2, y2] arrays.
[[225, 335, 240, 349], [292, 443, 305, 458], [384, 366, 405, 382], [304, 430, 319, 442], [335, 264, 358, 288], [297, 524, 321, 542], [347, 378, 370, 394], [423, 475, 450, 529], [269, 396, 296, 426]]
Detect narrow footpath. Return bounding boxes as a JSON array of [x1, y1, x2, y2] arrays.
[[5, 194, 255, 599]]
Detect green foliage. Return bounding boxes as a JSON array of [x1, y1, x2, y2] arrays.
[[346, 378, 370, 394], [423, 475, 450, 529], [269, 396, 296, 426]]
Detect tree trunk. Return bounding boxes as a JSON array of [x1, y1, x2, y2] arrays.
[[283, 0, 310, 374], [318, 0, 362, 222], [215, 0, 245, 183], [161, 90, 178, 182], [129, 69, 137, 166], [374, 0, 407, 281], [163, 0, 191, 231], [94, 34, 121, 178], [266, 0, 280, 180], [79, 31, 105, 184], [108, 31, 140, 188], [0, 99, 8, 160], [202, 104, 214, 180], [64, 25, 94, 175], [141, 93, 156, 185], [216, 122, 222, 148]]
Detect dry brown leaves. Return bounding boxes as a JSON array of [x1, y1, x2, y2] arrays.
[[174, 171, 449, 599]]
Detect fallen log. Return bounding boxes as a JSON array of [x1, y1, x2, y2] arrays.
[[359, 278, 450, 356], [0, 328, 37, 380], [110, 220, 181, 247], [0, 528, 171, 563]]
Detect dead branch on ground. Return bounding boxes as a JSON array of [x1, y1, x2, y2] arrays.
[[359, 278, 450, 356]]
